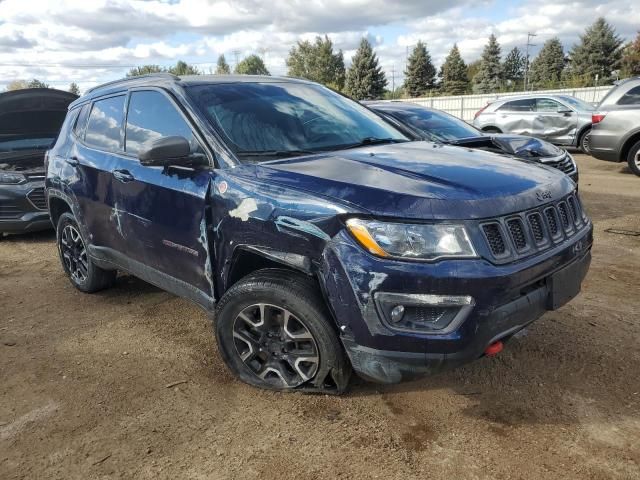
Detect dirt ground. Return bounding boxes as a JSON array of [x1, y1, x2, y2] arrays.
[[1, 153, 639, 480]]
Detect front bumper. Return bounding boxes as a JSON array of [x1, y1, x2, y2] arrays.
[[321, 224, 593, 383], [0, 182, 52, 234]]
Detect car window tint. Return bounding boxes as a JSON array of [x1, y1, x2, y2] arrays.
[[536, 98, 564, 112], [617, 86, 640, 105], [125, 90, 201, 156], [498, 99, 535, 112], [85, 95, 125, 152], [73, 104, 90, 139]]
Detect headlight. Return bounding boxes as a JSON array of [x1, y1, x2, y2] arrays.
[[346, 218, 477, 260], [0, 173, 26, 184]]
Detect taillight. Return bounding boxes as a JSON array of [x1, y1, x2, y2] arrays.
[[592, 112, 607, 124], [474, 104, 489, 119]]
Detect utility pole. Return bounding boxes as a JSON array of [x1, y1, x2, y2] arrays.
[[391, 66, 395, 99], [232, 49, 241, 69], [524, 32, 537, 91]]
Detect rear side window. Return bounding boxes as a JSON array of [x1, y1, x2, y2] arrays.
[[125, 90, 200, 156], [498, 99, 535, 112], [73, 104, 90, 139], [536, 98, 564, 112], [85, 95, 126, 152], [617, 86, 640, 105]]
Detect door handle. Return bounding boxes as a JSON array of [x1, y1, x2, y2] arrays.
[[66, 156, 79, 166], [113, 169, 135, 183]]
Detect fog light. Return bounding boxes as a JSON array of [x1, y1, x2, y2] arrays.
[[374, 292, 475, 334], [390, 305, 405, 323]]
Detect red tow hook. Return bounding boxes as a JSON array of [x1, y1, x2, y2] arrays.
[[484, 341, 503, 357]]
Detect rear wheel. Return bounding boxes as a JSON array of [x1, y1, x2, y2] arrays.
[[214, 269, 351, 393], [579, 128, 591, 154], [56, 212, 116, 292], [627, 140, 640, 177]]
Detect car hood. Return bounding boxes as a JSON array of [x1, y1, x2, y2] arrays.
[[450, 134, 563, 159], [254, 141, 574, 220], [0, 88, 77, 138]]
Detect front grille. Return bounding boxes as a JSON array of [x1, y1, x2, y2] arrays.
[[27, 188, 47, 210], [480, 192, 588, 262], [558, 202, 570, 230], [482, 223, 506, 256], [545, 207, 559, 237], [507, 218, 527, 250], [528, 213, 545, 243], [544, 153, 576, 175], [0, 202, 23, 219]]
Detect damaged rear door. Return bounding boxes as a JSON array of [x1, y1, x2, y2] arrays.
[[533, 98, 577, 145], [111, 89, 214, 304]]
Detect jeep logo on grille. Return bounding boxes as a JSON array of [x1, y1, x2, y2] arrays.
[[536, 189, 552, 202]]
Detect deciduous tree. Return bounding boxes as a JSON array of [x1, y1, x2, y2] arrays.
[[286, 35, 345, 90], [235, 55, 270, 75]]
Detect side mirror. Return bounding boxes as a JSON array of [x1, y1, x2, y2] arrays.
[[138, 136, 208, 168]]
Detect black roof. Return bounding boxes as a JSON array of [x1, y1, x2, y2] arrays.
[[71, 74, 313, 108]]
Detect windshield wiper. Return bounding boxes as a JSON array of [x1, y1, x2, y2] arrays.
[[337, 137, 408, 150], [236, 149, 317, 158]]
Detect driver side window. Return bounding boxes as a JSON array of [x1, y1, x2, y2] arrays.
[[125, 90, 202, 156]]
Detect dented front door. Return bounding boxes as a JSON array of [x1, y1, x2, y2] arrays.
[[533, 98, 577, 145]]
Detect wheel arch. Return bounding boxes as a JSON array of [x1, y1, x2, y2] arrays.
[[620, 130, 640, 163], [224, 246, 315, 294], [48, 196, 73, 231]]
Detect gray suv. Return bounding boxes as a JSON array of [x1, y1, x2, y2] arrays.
[[473, 94, 594, 153], [590, 77, 640, 176]]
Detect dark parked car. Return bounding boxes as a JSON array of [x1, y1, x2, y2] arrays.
[[590, 77, 640, 176], [472, 94, 594, 153], [366, 101, 578, 183], [0, 88, 78, 235], [46, 74, 592, 393]]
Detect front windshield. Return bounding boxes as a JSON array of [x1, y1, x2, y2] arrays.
[[558, 96, 594, 111], [387, 107, 479, 141], [0, 137, 56, 152], [186, 82, 407, 162]]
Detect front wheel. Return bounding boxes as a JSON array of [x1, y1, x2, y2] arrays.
[[214, 269, 351, 393], [56, 212, 117, 292], [627, 140, 640, 177]]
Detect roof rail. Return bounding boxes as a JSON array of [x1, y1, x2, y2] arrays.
[[85, 72, 180, 94]]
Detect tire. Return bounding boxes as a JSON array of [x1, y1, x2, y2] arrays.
[[56, 212, 117, 293], [214, 269, 351, 394], [483, 127, 502, 134], [627, 140, 640, 177], [579, 128, 591, 155]]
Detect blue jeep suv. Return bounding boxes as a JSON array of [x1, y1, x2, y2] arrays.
[[46, 74, 592, 393]]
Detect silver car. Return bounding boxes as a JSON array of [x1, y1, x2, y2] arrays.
[[590, 77, 640, 176], [473, 94, 594, 153]]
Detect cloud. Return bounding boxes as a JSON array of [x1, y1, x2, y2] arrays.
[[0, 0, 638, 90]]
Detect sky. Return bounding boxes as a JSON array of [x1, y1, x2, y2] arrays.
[[0, 0, 638, 92]]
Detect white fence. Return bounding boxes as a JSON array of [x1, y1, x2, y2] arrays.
[[393, 86, 612, 122]]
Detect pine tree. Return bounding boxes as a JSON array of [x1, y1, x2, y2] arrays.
[[286, 35, 345, 90], [235, 55, 270, 75], [621, 32, 640, 77], [344, 38, 387, 100], [568, 17, 623, 85], [404, 41, 436, 97], [169, 60, 200, 76], [127, 65, 165, 77], [439, 44, 468, 95], [215, 55, 231, 75], [27, 79, 49, 88], [68, 83, 80, 96], [529, 38, 565, 87], [503, 47, 525, 86], [473, 34, 502, 93]]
